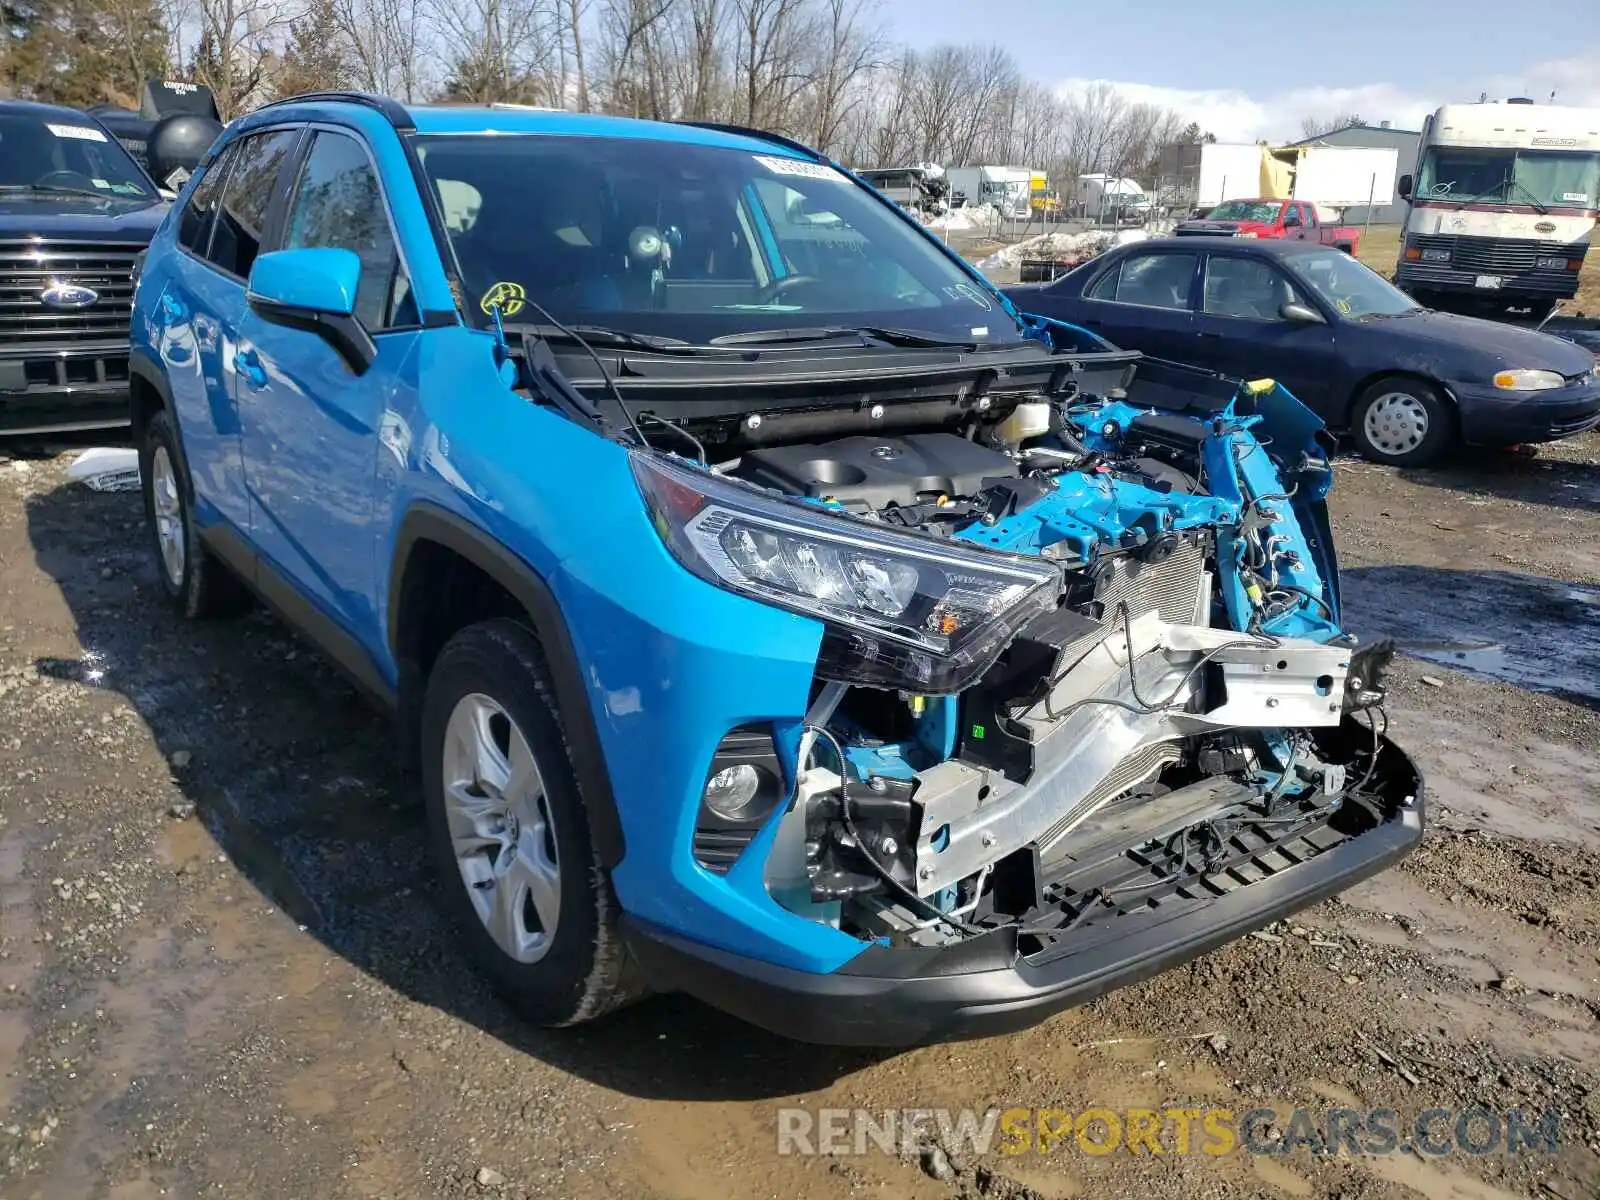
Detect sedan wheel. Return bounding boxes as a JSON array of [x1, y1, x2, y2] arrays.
[[1362, 392, 1430, 458], [1350, 380, 1455, 467], [441, 692, 562, 964]]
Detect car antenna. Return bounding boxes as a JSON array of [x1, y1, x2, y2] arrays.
[[495, 297, 647, 449]]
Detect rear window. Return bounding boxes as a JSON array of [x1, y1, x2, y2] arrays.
[[1086, 253, 1197, 310]]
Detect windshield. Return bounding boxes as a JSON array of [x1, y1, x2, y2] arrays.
[[1417, 146, 1600, 209], [1294, 248, 1419, 318], [415, 134, 1017, 345], [0, 111, 155, 198], [1206, 200, 1279, 222]]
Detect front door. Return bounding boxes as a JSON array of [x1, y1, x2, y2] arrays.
[[1190, 253, 1340, 415], [235, 127, 420, 656]]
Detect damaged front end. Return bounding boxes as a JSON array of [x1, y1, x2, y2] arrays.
[[628, 339, 1422, 1044]]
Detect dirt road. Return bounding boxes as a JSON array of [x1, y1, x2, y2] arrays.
[[1, 429, 1597, 1200]]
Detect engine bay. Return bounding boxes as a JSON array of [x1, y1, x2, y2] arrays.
[[630, 346, 1411, 960]]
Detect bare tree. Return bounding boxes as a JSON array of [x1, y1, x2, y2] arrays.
[[330, 0, 428, 100], [190, 0, 301, 119], [1299, 111, 1363, 139], [433, 0, 560, 103], [730, 0, 817, 131], [800, 0, 879, 156]]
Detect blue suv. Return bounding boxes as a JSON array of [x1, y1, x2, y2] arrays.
[[129, 93, 1422, 1045]]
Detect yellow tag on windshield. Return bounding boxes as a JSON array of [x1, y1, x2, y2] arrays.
[[480, 281, 526, 318]]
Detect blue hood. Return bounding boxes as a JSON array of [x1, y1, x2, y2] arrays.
[[0, 195, 168, 243]]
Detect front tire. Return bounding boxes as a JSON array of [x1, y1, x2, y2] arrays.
[[1350, 379, 1456, 467], [140, 410, 250, 618], [421, 619, 643, 1027]]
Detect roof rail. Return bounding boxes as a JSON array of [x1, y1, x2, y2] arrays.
[[674, 120, 826, 162], [255, 90, 414, 131]]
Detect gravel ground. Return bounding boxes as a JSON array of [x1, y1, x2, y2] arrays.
[[0, 425, 1597, 1200]]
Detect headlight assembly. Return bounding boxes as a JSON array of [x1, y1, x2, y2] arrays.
[[1493, 368, 1565, 391], [632, 451, 1061, 693]]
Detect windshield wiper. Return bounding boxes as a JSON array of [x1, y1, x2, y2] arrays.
[[1504, 177, 1550, 214], [707, 325, 980, 349], [508, 322, 696, 355], [0, 183, 116, 200]]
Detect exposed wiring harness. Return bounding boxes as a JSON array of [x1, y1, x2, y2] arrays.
[[806, 725, 983, 937]]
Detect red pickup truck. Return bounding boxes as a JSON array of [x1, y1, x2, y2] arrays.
[[1174, 198, 1360, 255]]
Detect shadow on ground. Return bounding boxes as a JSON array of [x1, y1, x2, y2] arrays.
[[25, 479, 890, 1104], [1341, 564, 1600, 710], [1396, 444, 1600, 515]]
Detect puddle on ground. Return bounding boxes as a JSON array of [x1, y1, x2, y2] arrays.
[[1341, 567, 1600, 703]]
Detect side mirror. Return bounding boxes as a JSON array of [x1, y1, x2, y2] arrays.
[[1398, 173, 1413, 200], [246, 247, 375, 373], [1281, 301, 1326, 325]]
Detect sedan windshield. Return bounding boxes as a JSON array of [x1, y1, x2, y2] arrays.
[[1293, 248, 1419, 318], [0, 111, 155, 198], [1206, 201, 1279, 222], [414, 134, 1019, 345]]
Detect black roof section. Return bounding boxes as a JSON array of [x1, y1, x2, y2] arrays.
[[674, 120, 826, 162], [1138, 236, 1343, 256], [253, 91, 414, 131]]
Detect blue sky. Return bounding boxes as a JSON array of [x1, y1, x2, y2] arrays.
[[882, 0, 1600, 141]]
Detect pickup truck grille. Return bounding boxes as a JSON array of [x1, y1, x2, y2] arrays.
[[0, 241, 142, 342], [1409, 233, 1576, 275]]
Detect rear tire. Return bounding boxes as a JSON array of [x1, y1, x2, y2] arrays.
[[421, 618, 644, 1027], [140, 409, 251, 619], [1350, 379, 1456, 467]]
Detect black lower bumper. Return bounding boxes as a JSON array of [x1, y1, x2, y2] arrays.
[[624, 742, 1425, 1046], [1, 343, 131, 436]]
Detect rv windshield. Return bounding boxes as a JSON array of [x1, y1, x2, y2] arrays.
[[1207, 200, 1280, 222], [417, 134, 1020, 344], [1417, 147, 1600, 209]]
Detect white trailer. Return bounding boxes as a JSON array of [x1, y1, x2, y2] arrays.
[[1289, 146, 1398, 209], [1196, 143, 1272, 208], [1075, 174, 1149, 222], [945, 165, 1034, 220]]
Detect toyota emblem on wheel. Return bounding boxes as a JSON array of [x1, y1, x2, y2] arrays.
[[39, 281, 99, 309]]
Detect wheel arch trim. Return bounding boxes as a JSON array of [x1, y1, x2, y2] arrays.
[[388, 504, 626, 869]]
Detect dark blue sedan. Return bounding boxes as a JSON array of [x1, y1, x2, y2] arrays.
[[1004, 238, 1600, 466]]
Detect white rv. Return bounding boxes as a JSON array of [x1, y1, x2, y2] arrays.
[[1395, 100, 1600, 308]]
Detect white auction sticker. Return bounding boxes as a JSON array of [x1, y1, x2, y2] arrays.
[[47, 123, 107, 142], [1562, 192, 1589, 203], [753, 154, 844, 182]]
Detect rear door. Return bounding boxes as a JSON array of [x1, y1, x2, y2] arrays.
[[1190, 251, 1340, 414], [1071, 250, 1200, 360], [156, 127, 301, 535]]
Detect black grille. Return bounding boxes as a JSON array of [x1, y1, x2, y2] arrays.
[[1409, 233, 1576, 275], [0, 240, 143, 341]]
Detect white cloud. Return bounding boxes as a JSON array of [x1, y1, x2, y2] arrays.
[[1056, 54, 1600, 144]]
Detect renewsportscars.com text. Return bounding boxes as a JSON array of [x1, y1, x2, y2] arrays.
[[776, 1106, 1562, 1158]]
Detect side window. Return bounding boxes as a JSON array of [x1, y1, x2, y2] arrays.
[[282, 131, 412, 330], [1104, 253, 1197, 310], [1203, 256, 1304, 320], [1302, 204, 1318, 227], [1282, 204, 1301, 227], [176, 143, 238, 257], [209, 128, 299, 278], [1084, 261, 1122, 300]]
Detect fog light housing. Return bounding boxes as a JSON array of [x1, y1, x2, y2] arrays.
[[704, 763, 767, 821], [693, 726, 787, 873]]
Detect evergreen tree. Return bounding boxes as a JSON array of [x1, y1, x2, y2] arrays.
[[273, 0, 353, 100]]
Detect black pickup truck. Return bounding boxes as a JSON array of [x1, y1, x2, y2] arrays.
[[0, 100, 171, 436]]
